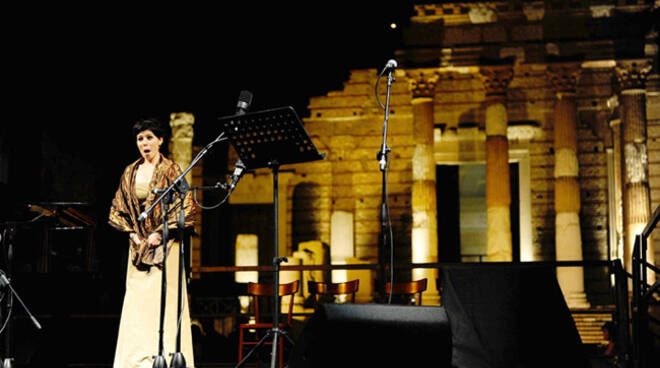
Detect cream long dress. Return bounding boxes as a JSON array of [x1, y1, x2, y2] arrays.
[[113, 178, 195, 368]]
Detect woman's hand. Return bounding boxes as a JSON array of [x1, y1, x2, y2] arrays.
[[130, 232, 143, 246], [147, 232, 163, 248]]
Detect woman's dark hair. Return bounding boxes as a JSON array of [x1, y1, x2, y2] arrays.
[[132, 117, 166, 139]]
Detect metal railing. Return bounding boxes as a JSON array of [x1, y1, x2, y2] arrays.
[[190, 259, 633, 365], [194, 259, 616, 273], [631, 202, 660, 368]]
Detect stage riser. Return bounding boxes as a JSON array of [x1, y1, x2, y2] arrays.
[[289, 303, 452, 368]]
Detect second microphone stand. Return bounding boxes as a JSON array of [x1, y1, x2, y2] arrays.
[[151, 177, 190, 368], [141, 132, 229, 368], [376, 65, 395, 304]]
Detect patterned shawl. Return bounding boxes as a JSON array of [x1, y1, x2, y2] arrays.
[[108, 154, 196, 270]]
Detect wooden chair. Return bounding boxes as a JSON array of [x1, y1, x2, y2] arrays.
[[238, 280, 299, 368], [307, 279, 359, 308], [384, 278, 428, 305]]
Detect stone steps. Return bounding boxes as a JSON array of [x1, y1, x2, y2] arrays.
[[571, 310, 613, 345]]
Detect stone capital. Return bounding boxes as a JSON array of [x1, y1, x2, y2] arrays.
[[546, 63, 581, 94], [507, 124, 543, 142], [615, 59, 653, 91], [406, 69, 439, 98], [589, 5, 614, 18], [479, 65, 513, 98], [170, 111, 195, 127]]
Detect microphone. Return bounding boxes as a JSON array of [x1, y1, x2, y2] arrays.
[[380, 59, 397, 75], [235, 90, 253, 115], [228, 90, 253, 193], [228, 159, 246, 192]]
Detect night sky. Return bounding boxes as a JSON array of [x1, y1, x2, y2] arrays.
[[3, 6, 409, 189], [6, 4, 410, 122]]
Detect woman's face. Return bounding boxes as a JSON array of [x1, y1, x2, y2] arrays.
[[136, 129, 163, 162]]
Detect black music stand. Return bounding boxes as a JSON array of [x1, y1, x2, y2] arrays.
[[218, 106, 325, 368]]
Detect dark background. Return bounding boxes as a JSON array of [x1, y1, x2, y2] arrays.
[[0, 3, 413, 366]]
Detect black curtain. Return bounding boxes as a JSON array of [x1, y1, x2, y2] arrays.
[[441, 264, 590, 368]]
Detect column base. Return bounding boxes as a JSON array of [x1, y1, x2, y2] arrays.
[[487, 205, 513, 262], [421, 290, 442, 306]]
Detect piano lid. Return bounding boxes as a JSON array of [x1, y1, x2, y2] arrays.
[[28, 203, 96, 229]]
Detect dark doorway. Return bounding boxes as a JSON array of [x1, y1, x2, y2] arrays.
[[436, 163, 520, 262], [228, 204, 275, 283], [510, 163, 520, 262], [436, 165, 461, 262]]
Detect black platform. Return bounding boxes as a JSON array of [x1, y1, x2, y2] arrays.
[[289, 303, 452, 368]]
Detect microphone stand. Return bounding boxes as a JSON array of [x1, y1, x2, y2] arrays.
[[376, 65, 395, 303], [0, 273, 42, 331], [0, 225, 14, 368], [169, 178, 190, 368], [169, 178, 229, 367], [0, 220, 42, 368], [140, 131, 228, 368], [152, 188, 172, 368], [0, 225, 13, 368]]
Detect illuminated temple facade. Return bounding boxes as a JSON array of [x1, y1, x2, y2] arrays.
[[184, 1, 660, 318]]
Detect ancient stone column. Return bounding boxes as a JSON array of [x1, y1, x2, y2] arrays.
[[615, 59, 655, 276], [547, 63, 589, 309], [609, 115, 624, 261], [480, 66, 513, 261], [407, 70, 440, 305], [169, 112, 198, 274], [169, 112, 195, 184]]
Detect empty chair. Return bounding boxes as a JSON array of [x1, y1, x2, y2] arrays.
[[238, 280, 299, 368], [307, 279, 359, 308], [384, 278, 428, 306]]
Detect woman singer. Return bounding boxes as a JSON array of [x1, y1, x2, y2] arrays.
[[108, 117, 196, 367]]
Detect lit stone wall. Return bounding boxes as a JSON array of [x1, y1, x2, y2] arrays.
[[577, 67, 616, 260], [294, 63, 614, 280], [576, 67, 614, 303]]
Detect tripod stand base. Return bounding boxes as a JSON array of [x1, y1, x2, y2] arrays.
[[236, 328, 295, 368], [170, 352, 186, 368], [153, 355, 167, 368]]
